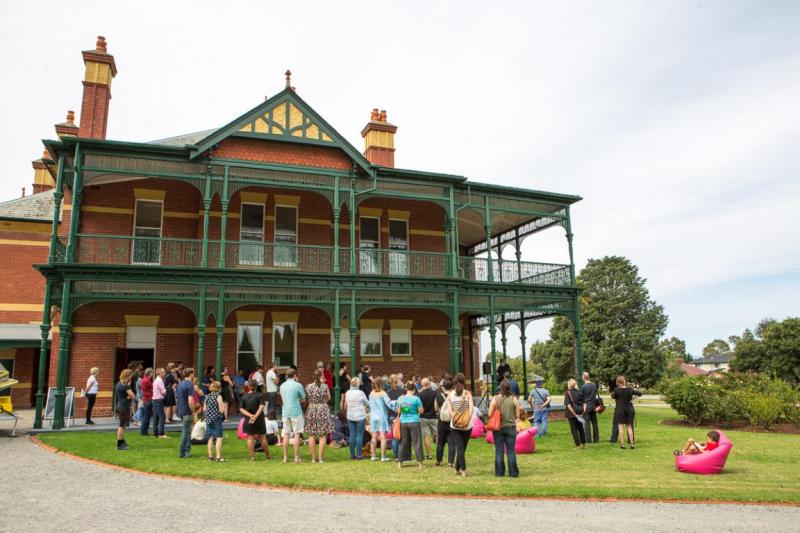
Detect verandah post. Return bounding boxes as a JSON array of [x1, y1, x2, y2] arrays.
[[349, 290, 357, 377], [65, 143, 83, 262], [52, 279, 72, 430], [332, 289, 341, 412], [489, 296, 497, 393], [48, 154, 65, 263], [197, 287, 206, 374], [520, 316, 528, 397], [333, 176, 340, 273], [33, 282, 52, 429], [219, 166, 229, 269], [484, 201, 493, 282], [201, 170, 212, 268], [215, 287, 225, 381]]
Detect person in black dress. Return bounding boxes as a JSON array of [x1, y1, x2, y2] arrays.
[[610, 375, 642, 449], [239, 380, 272, 461], [564, 378, 586, 449]]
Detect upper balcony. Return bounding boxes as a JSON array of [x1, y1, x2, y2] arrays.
[[53, 234, 573, 288]]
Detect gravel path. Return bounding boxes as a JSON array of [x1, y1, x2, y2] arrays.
[[2, 419, 798, 532]]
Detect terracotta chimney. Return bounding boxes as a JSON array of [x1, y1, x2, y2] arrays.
[[55, 110, 79, 138], [78, 36, 117, 139], [361, 108, 397, 167], [31, 149, 55, 194]]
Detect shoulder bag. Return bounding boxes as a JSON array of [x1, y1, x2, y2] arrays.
[[594, 386, 605, 414], [451, 393, 471, 430], [485, 396, 502, 432]]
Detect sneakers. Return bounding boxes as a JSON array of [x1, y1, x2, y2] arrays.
[[381, 457, 391, 462], [371, 456, 378, 461]]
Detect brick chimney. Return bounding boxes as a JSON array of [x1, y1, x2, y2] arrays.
[[361, 108, 397, 167], [32, 150, 55, 194], [55, 110, 79, 138], [78, 36, 117, 139]]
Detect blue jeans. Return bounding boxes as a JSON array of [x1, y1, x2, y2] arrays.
[[152, 399, 165, 436], [533, 408, 548, 436], [389, 415, 399, 458], [180, 414, 193, 457], [348, 419, 365, 458], [493, 426, 519, 477], [139, 400, 153, 435]]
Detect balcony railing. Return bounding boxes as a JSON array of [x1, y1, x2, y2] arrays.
[[59, 234, 572, 287]]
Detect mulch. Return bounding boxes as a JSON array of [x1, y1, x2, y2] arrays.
[[661, 418, 800, 435]]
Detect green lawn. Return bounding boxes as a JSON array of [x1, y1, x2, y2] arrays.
[[36, 408, 800, 503]]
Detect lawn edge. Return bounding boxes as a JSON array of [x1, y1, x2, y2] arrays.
[[30, 435, 800, 507]]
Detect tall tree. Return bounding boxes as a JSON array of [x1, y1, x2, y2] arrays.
[[540, 256, 668, 387], [730, 317, 800, 383], [702, 339, 731, 357], [660, 336, 689, 362]]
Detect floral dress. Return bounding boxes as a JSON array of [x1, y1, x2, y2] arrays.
[[304, 383, 333, 436]]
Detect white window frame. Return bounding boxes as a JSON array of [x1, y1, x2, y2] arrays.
[[331, 328, 351, 358], [390, 328, 412, 357], [360, 328, 382, 357], [239, 202, 265, 265], [236, 322, 263, 372], [359, 216, 380, 274], [388, 218, 409, 276], [272, 322, 297, 368], [274, 204, 298, 268], [132, 199, 164, 265]]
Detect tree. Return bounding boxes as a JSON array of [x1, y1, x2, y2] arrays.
[[730, 317, 800, 383], [660, 336, 689, 362], [702, 339, 731, 357], [539, 256, 669, 387]]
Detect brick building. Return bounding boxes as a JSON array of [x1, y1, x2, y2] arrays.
[[0, 37, 583, 429]]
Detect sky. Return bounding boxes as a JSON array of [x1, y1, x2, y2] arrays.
[[1, 1, 798, 358]]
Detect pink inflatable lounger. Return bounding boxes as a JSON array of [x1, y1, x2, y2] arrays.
[[470, 417, 486, 438], [485, 427, 537, 454], [675, 429, 732, 475]]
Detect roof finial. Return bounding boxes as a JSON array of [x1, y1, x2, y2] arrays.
[[285, 69, 292, 89]]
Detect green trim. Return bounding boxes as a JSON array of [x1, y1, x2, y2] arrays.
[[0, 215, 56, 224], [376, 167, 467, 184], [465, 181, 582, 205], [188, 89, 374, 175], [0, 340, 41, 349]]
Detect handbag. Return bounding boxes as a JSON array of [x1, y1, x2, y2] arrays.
[[451, 394, 471, 430], [485, 398, 502, 432], [595, 392, 606, 414], [392, 416, 401, 440]]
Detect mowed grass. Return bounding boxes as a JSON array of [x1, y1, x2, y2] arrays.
[[36, 408, 800, 503]]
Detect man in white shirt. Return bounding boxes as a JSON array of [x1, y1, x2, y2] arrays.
[[266, 362, 279, 415]]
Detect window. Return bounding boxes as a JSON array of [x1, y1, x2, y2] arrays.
[[390, 328, 411, 357], [331, 328, 351, 357], [359, 217, 380, 274], [240, 203, 265, 265], [360, 328, 382, 357], [273, 322, 296, 367], [132, 199, 163, 265], [237, 323, 262, 374], [274, 205, 297, 267], [388, 219, 408, 276]]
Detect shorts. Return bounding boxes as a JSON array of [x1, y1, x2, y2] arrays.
[[282, 415, 304, 437], [116, 408, 131, 428], [420, 418, 437, 437], [206, 418, 223, 439]]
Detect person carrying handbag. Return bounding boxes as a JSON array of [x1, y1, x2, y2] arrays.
[[445, 373, 473, 477], [488, 380, 521, 477], [579, 371, 600, 443], [434, 378, 455, 467]]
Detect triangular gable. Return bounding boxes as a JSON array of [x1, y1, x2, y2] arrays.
[[189, 88, 373, 174]]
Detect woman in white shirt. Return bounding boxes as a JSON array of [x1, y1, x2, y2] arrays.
[[85, 367, 99, 425], [344, 377, 369, 460]]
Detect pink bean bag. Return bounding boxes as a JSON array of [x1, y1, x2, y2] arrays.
[[485, 427, 537, 454], [470, 417, 485, 438], [675, 430, 732, 475], [237, 417, 248, 440]]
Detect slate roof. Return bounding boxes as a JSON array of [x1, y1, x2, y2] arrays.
[[0, 189, 56, 222], [694, 354, 732, 365], [149, 129, 217, 147]]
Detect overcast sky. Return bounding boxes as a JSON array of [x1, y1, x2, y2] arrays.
[[1, 1, 798, 359]]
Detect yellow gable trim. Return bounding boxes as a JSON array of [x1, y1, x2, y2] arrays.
[[274, 194, 300, 207], [236, 311, 265, 323], [387, 210, 410, 220], [359, 319, 384, 329], [125, 315, 160, 327], [240, 192, 268, 204], [389, 319, 413, 329], [358, 207, 382, 218], [134, 189, 166, 201], [271, 311, 299, 323]]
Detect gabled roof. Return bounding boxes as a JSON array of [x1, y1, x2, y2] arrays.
[[0, 190, 56, 222], [188, 88, 372, 175], [694, 354, 732, 365]]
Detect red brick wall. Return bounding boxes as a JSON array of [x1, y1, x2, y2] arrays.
[[215, 138, 352, 170], [3, 348, 36, 408], [0, 224, 50, 324], [78, 81, 111, 140]]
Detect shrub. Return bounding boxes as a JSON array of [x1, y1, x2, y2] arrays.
[[660, 376, 711, 425], [745, 394, 785, 429]]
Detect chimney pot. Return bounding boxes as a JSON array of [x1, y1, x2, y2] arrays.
[[361, 107, 397, 167], [379, 110, 387, 122], [96, 36, 107, 52], [21, 187, 26, 198], [371, 108, 380, 121], [66, 110, 75, 124]]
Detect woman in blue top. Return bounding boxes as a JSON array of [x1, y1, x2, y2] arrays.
[[368, 379, 392, 462], [396, 381, 424, 469]]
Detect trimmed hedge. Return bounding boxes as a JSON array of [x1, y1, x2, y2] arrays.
[[659, 373, 800, 428]]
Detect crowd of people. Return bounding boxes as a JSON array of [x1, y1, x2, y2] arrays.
[[104, 357, 668, 477]]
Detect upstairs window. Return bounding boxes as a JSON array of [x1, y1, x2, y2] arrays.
[[132, 199, 163, 265], [359, 217, 380, 274], [274, 205, 297, 267], [388, 219, 408, 276], [240, 203, 265, 265]]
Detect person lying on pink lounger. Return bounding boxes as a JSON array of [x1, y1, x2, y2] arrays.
[[673, 430, 720, 456]]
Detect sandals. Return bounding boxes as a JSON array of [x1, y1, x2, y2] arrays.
[[673, 450, 683, 456], [216, 457, 227, 462]]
